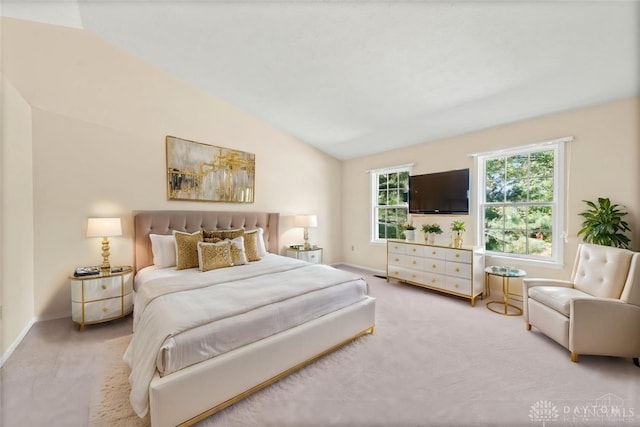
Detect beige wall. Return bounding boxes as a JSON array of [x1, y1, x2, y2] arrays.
[[1, 17, 342, 324], [342, 97, 640, 290], [1, 77, 36, 356]]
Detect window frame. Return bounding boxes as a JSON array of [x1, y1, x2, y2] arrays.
[[370, 164, 412, 244], [475, 138, 569, 267]]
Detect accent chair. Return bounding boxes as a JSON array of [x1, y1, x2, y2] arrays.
[[523, 243, 640, 364]]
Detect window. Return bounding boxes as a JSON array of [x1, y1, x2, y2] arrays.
[[476, 138, 569, 265], [371, 166, 411, 243]]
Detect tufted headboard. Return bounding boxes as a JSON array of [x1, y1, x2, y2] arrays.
[[133, 210, 280, 272]]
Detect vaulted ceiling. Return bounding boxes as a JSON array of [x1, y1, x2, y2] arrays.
[[3, 1, 639, 160]]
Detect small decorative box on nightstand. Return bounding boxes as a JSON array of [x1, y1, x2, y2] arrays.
[[69, 266, 133, 330], [286, 247, 323, 264]]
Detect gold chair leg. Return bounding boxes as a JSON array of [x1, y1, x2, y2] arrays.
[[571, 352, 579, 363], [525, 323, 531, 331]]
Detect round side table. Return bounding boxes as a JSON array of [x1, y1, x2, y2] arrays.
[[485, 266, 526, 316]]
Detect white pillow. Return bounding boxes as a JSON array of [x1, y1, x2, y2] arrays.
[[149, 234, 176, 268], [257, 227, 268, 257], [229, 236, 248, 265]]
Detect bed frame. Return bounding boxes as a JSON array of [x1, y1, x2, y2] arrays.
[[133, 210, 376, 427]]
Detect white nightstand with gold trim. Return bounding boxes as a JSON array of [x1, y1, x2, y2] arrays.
[[70, 266, 133, 330], [285, 247, 323, 264]]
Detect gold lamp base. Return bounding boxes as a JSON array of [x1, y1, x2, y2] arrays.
[[99, 237, 112, 274]]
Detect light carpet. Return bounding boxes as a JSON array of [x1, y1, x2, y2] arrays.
[[90, 269, 640, 426]]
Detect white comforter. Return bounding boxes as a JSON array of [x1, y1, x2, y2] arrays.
[[124, 255, 368, 417]]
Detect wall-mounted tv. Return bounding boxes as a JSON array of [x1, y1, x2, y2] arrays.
[[409, 168, 469, 214]]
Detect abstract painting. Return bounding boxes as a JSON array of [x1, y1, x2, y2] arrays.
[[166, 136, 255, 202]]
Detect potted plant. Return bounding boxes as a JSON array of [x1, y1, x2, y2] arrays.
[[402, 221, 417, 241], [577, 197, 631, 248], [421, 223, 443, 245], [451, 220, 466, 248]]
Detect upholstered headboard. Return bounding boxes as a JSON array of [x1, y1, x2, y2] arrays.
[[133, 210, 280, 272]]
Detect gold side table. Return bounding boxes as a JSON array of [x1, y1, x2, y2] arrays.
[[485, 266, 526, 316]]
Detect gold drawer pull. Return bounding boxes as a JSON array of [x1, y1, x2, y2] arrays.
[[412, 260, 417, 265], [432, 251, 436, 255], [412, 274, 416, 278], [102, 307, 108, 313], [455, 268, 460, 272], [455, 284, 459, 289], [412, 248, 417, 252], [395, 258, 399, 262], [393, 271, 399, 275], [432, 278, 436, 283], [432, 264, 437, 269], [101, 284, 107, 290], [455, 254, 460, 258]]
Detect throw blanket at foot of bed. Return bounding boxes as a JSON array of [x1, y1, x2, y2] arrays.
[[124, 258, 369, 418]]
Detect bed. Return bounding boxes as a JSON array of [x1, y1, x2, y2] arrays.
[[125, 210, 376, 427]]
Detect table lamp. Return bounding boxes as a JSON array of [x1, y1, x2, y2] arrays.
[[294, 214, 317, 250], [87, 217, 122, 274]]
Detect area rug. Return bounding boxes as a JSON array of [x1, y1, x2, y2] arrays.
[[89, 334, 149, 427], [89, 270, 640, 426]]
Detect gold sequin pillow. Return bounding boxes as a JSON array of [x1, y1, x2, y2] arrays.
[[197, 241, 233, 272], [243, 229, 261, 262], [203, 228, 244, 242], [229, 236, 248, 265], [173, 230, 203, 270]]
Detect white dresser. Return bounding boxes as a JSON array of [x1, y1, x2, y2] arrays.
[[386, 240, 484, 306], [70, 267, 134, 329]]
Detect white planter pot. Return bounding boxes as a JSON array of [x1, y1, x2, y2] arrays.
[[405, 230, 416, 241]]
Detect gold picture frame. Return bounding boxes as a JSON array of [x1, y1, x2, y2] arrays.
[[166, 136, 255, 203]]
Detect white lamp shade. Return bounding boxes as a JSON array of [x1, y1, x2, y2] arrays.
[[294, 214, 318, 228], [87, 218, 122, 237]]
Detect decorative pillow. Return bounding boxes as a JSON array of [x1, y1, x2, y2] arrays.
[[173, 230, 203, 270], [229, 236, 248, 265], [149, 234, 176, 268], [197, 241, 233, 272], [243, 229, 261, 262], [256, 227, 268, 257], [203, 229, 245, 242]]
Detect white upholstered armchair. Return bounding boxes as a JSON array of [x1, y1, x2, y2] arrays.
[[523, 243, 640, 364]]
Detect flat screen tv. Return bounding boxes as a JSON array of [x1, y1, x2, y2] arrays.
[[409, 168, 469, 214]]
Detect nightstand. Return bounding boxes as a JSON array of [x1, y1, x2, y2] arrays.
[[70, 266, 133, 330], [286, 247, 323, 264]]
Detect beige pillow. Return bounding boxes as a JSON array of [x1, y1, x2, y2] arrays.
[[203, 229, 244, 242], [173, 230, 203, 270], [197, 241, 234, 272], [243, 229, 261, 262], [229, 236, 248, 265]]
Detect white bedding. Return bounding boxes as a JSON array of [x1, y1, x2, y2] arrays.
[[124, 254, 369, 418]]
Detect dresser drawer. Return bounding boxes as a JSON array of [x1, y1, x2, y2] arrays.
[[424, 258, 446, 274], [72, 294, 131, 324], [445, 249, 472, 264], [423, 246, 447, 260], [390, 254, 424, 270], [446, 276, 472, 295], [423, 272, 446, 289], [446, 261, 472, 279], [404, 244, 425, 257], [388, 266, 423, 284], [388, 242, 407, 254], [297, 249, 322, 263], [71, 273, 133, 302]]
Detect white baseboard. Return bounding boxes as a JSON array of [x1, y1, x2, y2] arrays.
[[0, 310, 70, 368], [332, 262, 386, 277], [36, 310, 71, 322], [0, 317, 36, 368]]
